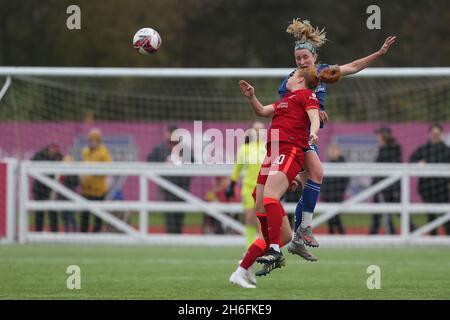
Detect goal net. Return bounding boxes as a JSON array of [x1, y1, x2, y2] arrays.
[[1, 67, 450, 246]]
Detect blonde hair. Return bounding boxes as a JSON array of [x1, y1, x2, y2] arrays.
[[286, 18, 327, 49], [88, 128, 102, 142]]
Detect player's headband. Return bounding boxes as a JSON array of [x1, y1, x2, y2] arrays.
[[294, 41, 317, 54]]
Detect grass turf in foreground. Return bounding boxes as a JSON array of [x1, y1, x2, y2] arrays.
[[0, 245, 449, 299]]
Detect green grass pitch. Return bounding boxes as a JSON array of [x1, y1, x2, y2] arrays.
[[0, 245, 449, 299]]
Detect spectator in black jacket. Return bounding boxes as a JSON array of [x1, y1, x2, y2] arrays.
[[147, 124, 192, 234], [57, 155, 79, 233], [31, 144, 63, 232], [410, 124, 450, 235], [321, 144, 349, 234], [370, 127, 402, 235]]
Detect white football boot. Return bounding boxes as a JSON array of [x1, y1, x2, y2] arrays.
[[237, 259, 257, 286], [246, 263, 257, 285], [229, 269, 256, 289]]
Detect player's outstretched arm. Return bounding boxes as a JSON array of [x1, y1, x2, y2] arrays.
[[239, 80, 274, 117], [307, 109, 320, 145], [339, 36, 396, 76]]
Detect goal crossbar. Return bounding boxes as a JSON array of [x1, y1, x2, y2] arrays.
[[1, 67, 450, 78]]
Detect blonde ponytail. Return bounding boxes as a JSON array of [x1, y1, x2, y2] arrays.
[[287, 18, 327, 51]]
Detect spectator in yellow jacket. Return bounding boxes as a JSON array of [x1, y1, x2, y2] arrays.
[[80, 128, 112, 232]]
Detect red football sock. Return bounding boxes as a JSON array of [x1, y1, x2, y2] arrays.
[[257, 213, 284, 247], [263, 197, 285, 247], [239, 238, 267, 270], [256, 213, 270, 246]]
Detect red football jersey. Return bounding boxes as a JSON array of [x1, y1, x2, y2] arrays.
[[267, 89, 319, 150]]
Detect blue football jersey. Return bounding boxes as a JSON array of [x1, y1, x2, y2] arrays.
[[277, 63, 331, 111]]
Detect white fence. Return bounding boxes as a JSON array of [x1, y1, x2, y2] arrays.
[[14, 161, 450, 247]]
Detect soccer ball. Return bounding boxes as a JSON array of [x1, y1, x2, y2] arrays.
[[133, 27, 162, 55]]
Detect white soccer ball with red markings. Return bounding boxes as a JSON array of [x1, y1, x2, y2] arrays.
[[133, 28, 161, 55]]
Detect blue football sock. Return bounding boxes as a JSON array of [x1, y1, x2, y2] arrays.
[[294, 196, 303, 232], [300, 179, 321, 228]]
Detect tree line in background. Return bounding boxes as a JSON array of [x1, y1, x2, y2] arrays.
[[1, 0, 449, 123], [0, 0, 449, 68]]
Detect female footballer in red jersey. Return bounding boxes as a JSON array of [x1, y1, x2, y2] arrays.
[[230, 67, 340, 288], [280, 19, 397, 250]]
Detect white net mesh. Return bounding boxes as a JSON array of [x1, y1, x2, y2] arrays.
[[1, 69, 450, 241]]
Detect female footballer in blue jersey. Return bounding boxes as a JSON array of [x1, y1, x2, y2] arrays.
[[282, 19, 397, 251]]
